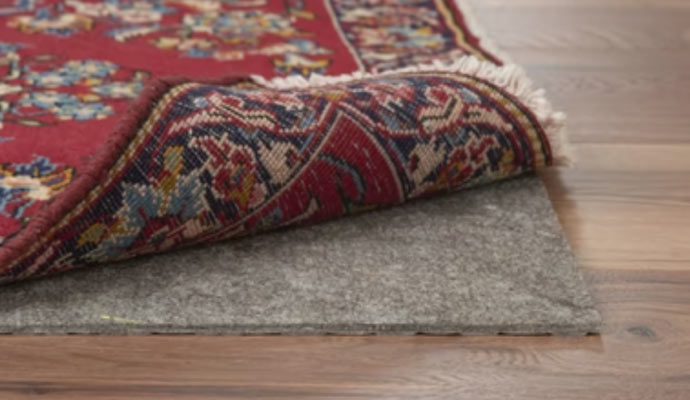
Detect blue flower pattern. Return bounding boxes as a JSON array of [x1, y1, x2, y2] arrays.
[[0, 42, 146, 131]]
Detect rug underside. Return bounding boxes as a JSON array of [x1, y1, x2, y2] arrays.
[[0, 175, 601, 335]]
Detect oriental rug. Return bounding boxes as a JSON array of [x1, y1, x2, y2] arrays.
[[0, 0, 599, 334]]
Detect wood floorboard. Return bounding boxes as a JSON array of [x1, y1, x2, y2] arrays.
[[1, 0, 688, 398]]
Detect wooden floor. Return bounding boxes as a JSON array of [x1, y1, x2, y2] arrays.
[[1, 1, 689, 398]]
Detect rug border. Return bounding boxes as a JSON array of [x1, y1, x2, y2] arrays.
[[450, 0, 514, 63]]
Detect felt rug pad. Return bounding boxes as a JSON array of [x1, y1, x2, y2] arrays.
[[0, 175, 601, 335]]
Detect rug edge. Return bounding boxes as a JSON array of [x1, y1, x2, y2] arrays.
[[450, 0, 514, 64]]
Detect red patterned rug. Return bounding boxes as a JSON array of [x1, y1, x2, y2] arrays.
[[0, 0, 568, 283]]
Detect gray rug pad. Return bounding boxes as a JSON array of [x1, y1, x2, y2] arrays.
[[0, 175, 601, 335]]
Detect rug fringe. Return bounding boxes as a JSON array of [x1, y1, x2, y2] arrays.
[[453, 0, 573, 165], [252, 56, 573, 166]]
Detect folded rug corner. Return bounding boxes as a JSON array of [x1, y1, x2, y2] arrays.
[[0, 0, 572, 286], [0, 55, 569, 283]]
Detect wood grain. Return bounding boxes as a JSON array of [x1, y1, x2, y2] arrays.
[[1, 1, 689, 398]]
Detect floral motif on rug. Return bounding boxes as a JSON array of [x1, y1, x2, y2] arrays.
[[0, 0, 495, 248], [0, 0, 565, 283]]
